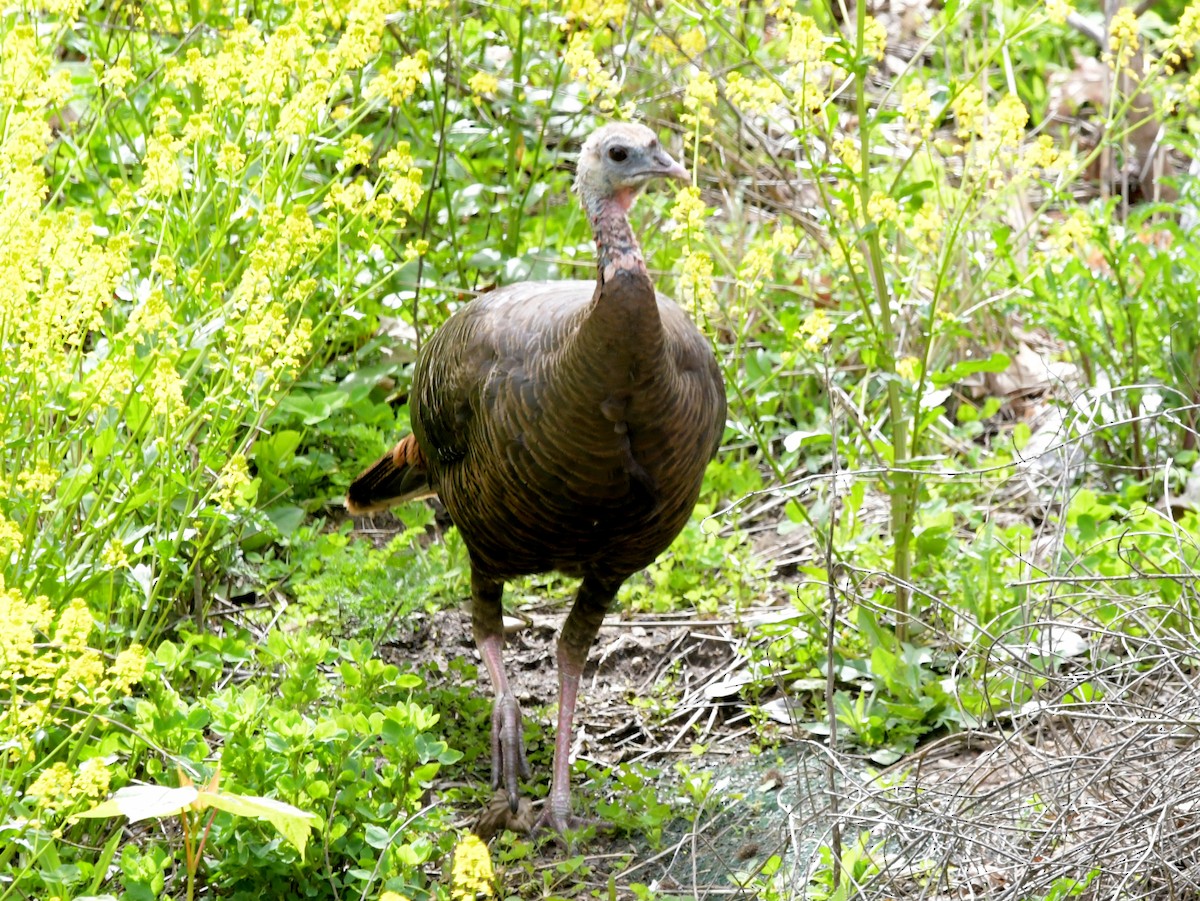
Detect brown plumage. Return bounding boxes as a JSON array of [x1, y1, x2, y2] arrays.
[[347, 123, 726, 833], [345, 435, 433, 512]]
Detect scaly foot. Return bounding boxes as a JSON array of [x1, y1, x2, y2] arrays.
[[490, 692, 530, 812], [532, 797, 613, 838]]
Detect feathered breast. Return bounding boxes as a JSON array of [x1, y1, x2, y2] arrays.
[[409, 280, 724, 580]]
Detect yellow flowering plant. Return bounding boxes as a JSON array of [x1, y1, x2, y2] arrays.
[[0, 0, 445, 639], [3, 0, 1200, 897], [0, 0, 446, 893], [644, 0, 1200, 648]]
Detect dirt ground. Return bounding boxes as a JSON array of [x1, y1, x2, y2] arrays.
[[377, 561, 831, 896], [368, 505, 1200, 900]]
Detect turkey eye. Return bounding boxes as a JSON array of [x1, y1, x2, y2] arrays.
[[608, 146, 628, 162]]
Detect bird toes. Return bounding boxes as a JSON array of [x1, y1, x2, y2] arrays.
[[490, 692, 530, 812], [531, 804, 613, 840], [474, 789, 535, 842]]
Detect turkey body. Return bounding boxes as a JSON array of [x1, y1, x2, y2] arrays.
[[347, 123, 724, 835], [413, 278, 724, 584]]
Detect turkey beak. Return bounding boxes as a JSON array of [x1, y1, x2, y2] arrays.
[[654, 150, 689, 182]]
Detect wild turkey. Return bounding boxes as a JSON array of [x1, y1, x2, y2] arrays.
[[347, 123, 726, 833]]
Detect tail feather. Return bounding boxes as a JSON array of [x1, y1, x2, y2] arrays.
[[345, 434, 435, 514]]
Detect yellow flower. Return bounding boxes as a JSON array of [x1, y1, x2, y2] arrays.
[[863, 15, 887, 61], [142, 134, 184, 195], [145, 355, 188, 420], [386, 166, 424, 216], [866, 193, 899, 223], [565, 0, 627, 26], [739, 245, 773, 290], [800, 309, 834, 352], [56, 648, 105, 702], [468, 71, 500, 98], [565, 34, 616, 105], [832, 137, 861, 173], [1023, 134, 1062, 172], [992, 93, 1028, 147], [89, 358, 136, 408], [125, 287, 173, 337], [214, 453, 255, 510], [951, 84, 984, 139], [909, 204, 945, 254], [793, 77, 827, 113], [335, 0, 389, 69], [17, 465, 55, 495], [101, 539, 129, 569], [277, 79, 332, 139], [107, 644, 148, 694], [725, 72, 785, 115], [0, 587, 51, 681], [451, 834, 494, 901], [0, 514, 23, 556], [1046, 0, 1073, 26], [26, 763, 75, 811], [380, 142, 415, 175], [900, 81, 933, 139], [1107, 7, 1140, 73], [1049, 209, 1092, 255], [682, 70, 718, 131], [380, 894, 411, 901], [76, 757, 112, 799], [678, 27, 707, 58], [56, 598, 94, 651], [276, 317, 313, 375], [326, 179, 371, 216], [149, 256, 175, 284], [367, 51, 428, 106], [678, 249, 715, 308], [41, 0, 87, 17], [896, 356, 921, 382], [668, 187, 708, 239], [342, 133, 374, 169], [647, 33, 676, 58], [217, 141, 246, 176], [786, 15, 825, 65], [738, 226, 799, 291], [100, 62, 136, 98], [1174, 3, 1200, 56]]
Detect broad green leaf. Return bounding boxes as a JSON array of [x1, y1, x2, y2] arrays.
[[71, 785, 199, 823], [201, 792, 321, 860]]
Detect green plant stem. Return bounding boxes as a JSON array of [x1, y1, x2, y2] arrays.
[[853, 1, 911, 643]]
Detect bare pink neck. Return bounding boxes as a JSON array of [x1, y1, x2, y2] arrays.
[[585, 195, 648, 285], [570, 190, 663, 386]]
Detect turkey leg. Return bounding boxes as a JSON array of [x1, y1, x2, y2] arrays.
[[534, 574, 619, 834], [472, 572, 529, 813]]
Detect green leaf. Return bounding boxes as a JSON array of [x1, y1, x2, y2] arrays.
[[894, 180, 933, 201], [72, 783, 320, 861], [265, 504, 306, 537], [1076, 513, 1097, 541], [1012, 421, 1032, 451], [91, 427, 117, 461], [201, 792, 322, 860], [915, 525, 951, 556], [928, 352, 1011, 388], [783, 429, 830, 451], [71, 785, 199, 823], [364, 824, 392, 849]]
